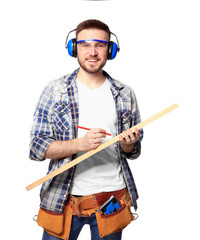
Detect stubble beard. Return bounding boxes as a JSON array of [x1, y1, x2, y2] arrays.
[[77, 56, 106, 74]]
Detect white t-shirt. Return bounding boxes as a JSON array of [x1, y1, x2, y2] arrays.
[[70, 78, 126, 195]]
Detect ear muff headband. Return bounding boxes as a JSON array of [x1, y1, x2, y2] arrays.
[[65, 29, 120, 60], [109, 32, 120, 60]]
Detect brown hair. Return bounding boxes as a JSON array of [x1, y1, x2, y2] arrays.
[[76, 19, 111, 39]]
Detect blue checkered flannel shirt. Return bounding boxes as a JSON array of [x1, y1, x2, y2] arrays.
[[29, 68, 143, 213]]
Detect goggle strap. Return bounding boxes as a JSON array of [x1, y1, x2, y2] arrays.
[[76, 39, 109, 44]]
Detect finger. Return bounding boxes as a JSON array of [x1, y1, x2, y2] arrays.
[[134, 128, 139, 134], [134, 128, 140, 140], [123, 131, 131, 143], [93, 138, 103, 145], [130, 128, 140, 139], [92, 128, 106, 134], [134, 128, 139, 137], [90, 132, 105, 139], [86, 130, 104, 138], [89, 129, 105, 138], [119, 135, 124, 142], [91, 142, 102, 150], [127, 129, 136, 141]]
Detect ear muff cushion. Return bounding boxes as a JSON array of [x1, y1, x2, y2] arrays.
[[67, 39, 73, 57], [67, 38, 77, 57], [111, 41, 118, 60], [108, 41, 118, 60], [108, 41, 113, 60]]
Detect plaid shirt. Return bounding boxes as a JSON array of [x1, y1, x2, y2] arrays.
[[29, 68, 143, 213]]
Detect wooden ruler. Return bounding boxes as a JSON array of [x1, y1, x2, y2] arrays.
[[26, 103, 178, 191]]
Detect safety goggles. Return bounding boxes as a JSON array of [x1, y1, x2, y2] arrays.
[[76, 39, 109, 52]]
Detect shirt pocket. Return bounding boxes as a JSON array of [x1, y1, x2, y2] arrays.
[[121, 110, 132, 130], [52, 102, 71, 132]]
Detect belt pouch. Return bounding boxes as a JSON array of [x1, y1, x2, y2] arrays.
[[37, 203, 73, 240], [37, 208, 64, 234], [95, 190, 134, 238]]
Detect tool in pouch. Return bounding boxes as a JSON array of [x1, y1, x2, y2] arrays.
[[97, 192, 138, 219], [94, 189, 138, 238], [97, 195, 121, 215]]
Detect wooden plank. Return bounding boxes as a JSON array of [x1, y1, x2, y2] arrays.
[[26, 103, 178, 191]]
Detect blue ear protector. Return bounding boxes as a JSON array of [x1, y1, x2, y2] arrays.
[[65, 29, 120, 60]]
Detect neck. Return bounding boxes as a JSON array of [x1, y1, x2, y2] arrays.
[[77, 68, 106, 89]]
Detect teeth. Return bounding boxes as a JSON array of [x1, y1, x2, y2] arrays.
[[88, 60, 97, 62]]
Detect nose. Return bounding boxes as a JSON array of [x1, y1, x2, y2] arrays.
[[89, 45, 98, 55]]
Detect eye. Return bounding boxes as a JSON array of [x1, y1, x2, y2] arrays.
[[82, 43, 89, 48], [98, 43, 104, 48]]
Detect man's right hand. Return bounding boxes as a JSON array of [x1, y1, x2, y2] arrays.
[[79, 128, 106, 151], [44, 128, 106, 160]]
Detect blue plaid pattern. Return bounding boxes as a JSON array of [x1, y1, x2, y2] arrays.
[[29, 68, 143, 213]]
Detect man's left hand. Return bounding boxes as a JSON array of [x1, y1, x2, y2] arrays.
[[119, 128, 140, 153]]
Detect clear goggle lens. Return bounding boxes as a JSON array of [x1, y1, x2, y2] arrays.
[[76, 39, 109, 52]]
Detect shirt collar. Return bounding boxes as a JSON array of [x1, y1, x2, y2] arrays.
[[65, 68, 80, 88], [64, 68, 124, 98], [103, 70, 124, 98]]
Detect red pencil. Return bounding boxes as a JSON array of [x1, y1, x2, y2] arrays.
[[77, 125, 111, 136]]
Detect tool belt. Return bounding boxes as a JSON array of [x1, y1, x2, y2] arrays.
[[36, 188, 135, 239]]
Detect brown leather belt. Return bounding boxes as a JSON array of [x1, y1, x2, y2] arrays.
[[69, 188, 126, 218]]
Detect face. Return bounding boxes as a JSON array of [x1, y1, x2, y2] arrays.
[[76, 28, 109, 74]]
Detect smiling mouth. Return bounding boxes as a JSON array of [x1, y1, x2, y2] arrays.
[[87, 59, 99, 62]]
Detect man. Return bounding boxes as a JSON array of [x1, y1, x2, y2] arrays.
[[29, 19, 143, 240]]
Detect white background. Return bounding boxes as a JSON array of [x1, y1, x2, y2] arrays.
[[0, 0, 200, 239]]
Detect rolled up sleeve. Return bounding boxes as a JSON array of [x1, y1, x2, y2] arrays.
[[120, 137, 142, 160], [121, 89, 143, 160], [29, 84, 55, 161]]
